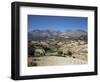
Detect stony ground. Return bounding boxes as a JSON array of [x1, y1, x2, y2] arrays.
[[28, 56, 87, 66], [28, 39, 88, 66]]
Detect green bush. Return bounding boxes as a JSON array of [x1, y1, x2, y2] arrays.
[[58, 51, 63, 56], [67, 50, 72, 56], [28, 43, 35, 56]]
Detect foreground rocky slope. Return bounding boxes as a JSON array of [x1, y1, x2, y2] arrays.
[[28, 38, 87, 66]]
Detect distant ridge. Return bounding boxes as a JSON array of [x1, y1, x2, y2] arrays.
[[28, 29, 87, 41]]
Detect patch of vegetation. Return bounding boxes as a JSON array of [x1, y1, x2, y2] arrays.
[[67, 50, 72, 56], [28, 43, 35, 56], [58, 51, 63, 56], [28, 62, 38, 66]]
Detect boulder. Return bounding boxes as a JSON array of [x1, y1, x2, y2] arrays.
[[34, 48, 45, 57]]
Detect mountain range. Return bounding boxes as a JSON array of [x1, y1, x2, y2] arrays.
[[28, 29, 87, 41]]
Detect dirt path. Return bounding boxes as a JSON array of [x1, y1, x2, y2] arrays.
[[28, 56, 87, 66]]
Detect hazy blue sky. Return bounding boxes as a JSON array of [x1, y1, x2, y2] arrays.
[[28, 15, 87, 32]]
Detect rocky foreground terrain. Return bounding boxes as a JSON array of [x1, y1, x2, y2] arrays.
[[28, 29, 88, 66]]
